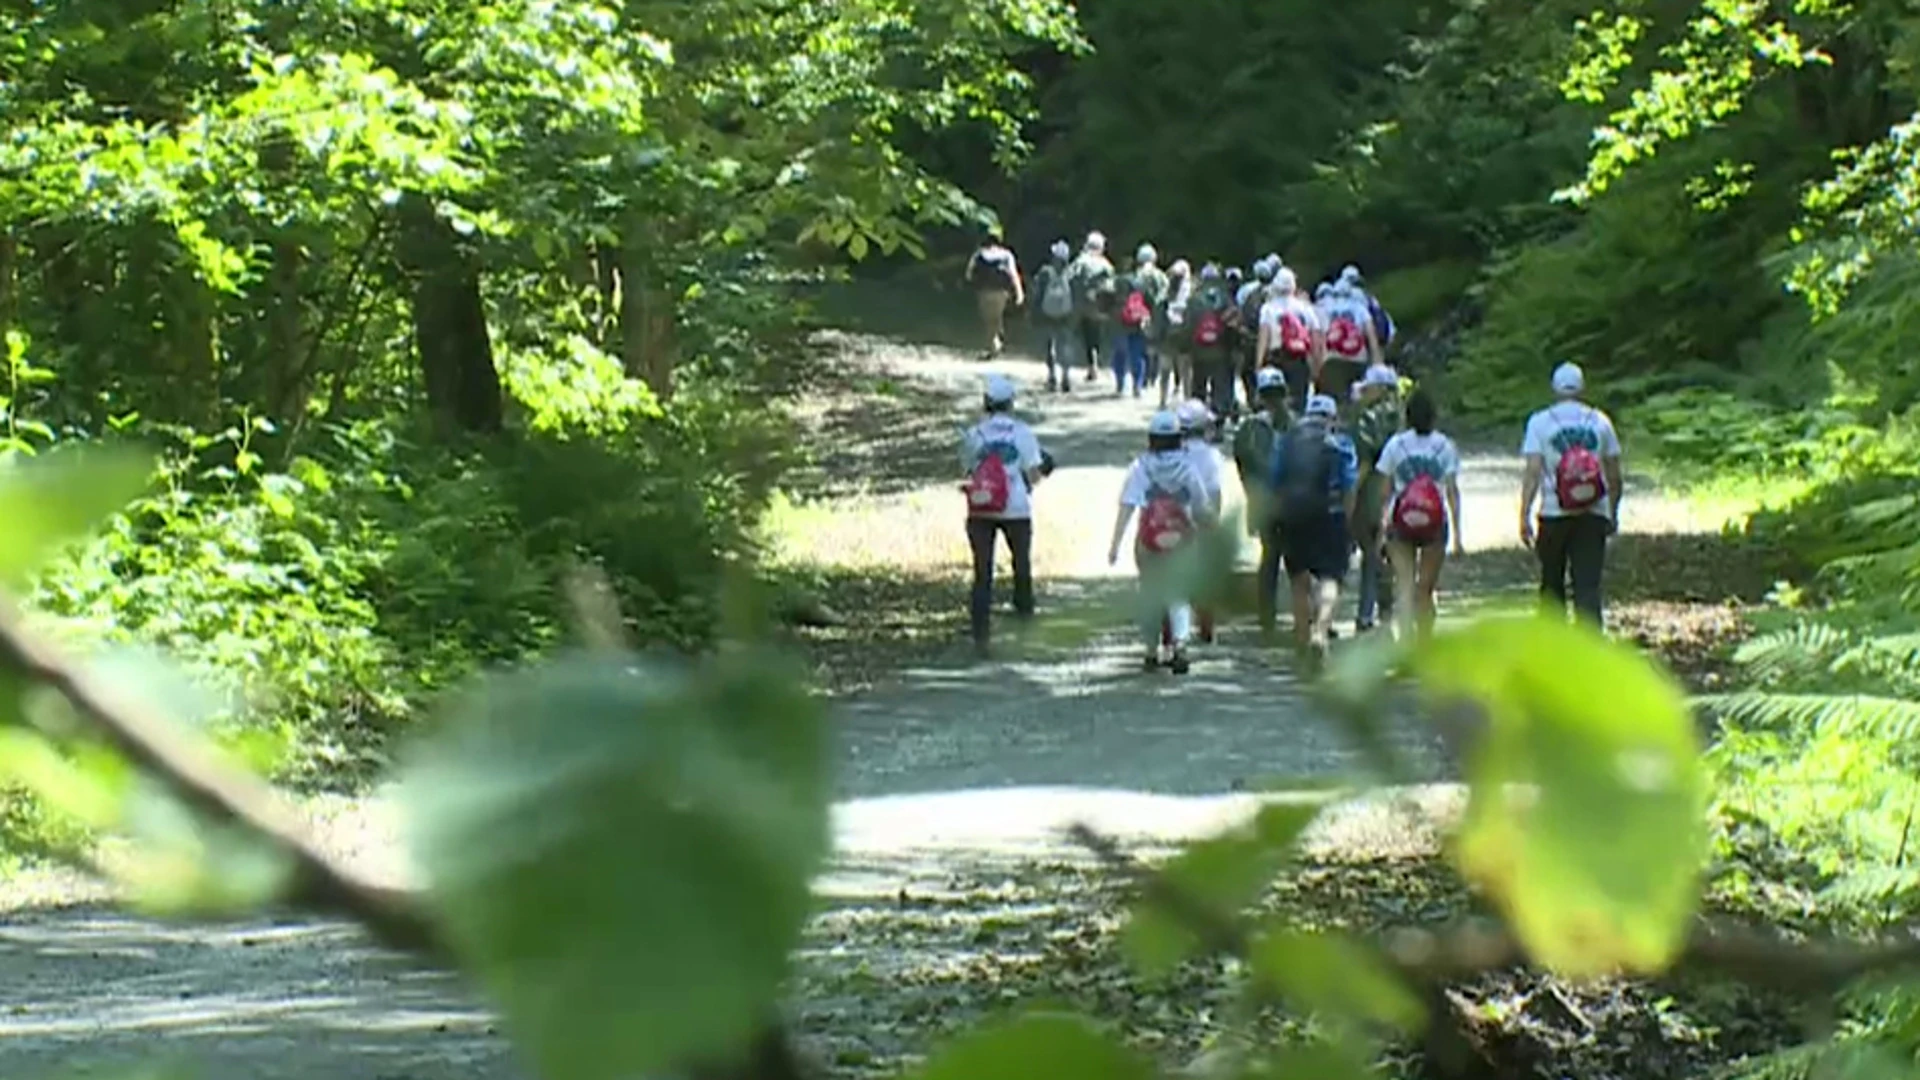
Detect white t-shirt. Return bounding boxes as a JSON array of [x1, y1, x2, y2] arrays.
[[1121, 451, 1214, 518], [1181, 438, 1225, 509], [1521, 400, 1623, 518], [1316, 295, 1373, 361], [961, 414, 1045, 519], [1258, 297, 1323, 346], [1376, 430, 1461, 506]]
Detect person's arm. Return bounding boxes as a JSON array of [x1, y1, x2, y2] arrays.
[[1018, 429, 1045, 488], [1601, 415, 1624, 531], [1363, 320, 1383, 367], [1011, 258, 1027, 307], [1339, 440, 1359, 522], [1446, 477, 1465, 556], [1519, 455, 1544, 549], [963, 251, 980, 286], [1108, 504, 1136, 565], [1255, 319, 1273, 366]]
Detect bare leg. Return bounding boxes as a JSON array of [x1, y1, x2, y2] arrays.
[[1388, 541, 1418, 644], [1416, 542, 1448, 642]]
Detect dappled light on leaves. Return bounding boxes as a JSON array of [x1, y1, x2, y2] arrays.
[[395, 648, 830, 1080], [1415, 615, 1708, 978]]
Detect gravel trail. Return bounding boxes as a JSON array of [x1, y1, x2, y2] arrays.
[[0, 333, 1720, 1079]]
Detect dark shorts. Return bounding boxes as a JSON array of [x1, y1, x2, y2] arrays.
[[1279, 513, 1351, 582], [1387, 523, 1450, 550]]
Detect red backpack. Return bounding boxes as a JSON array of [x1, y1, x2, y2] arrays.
[[1326, 312, 1368, 359], [1392, 474, 1446, 544], [1120, 289, 1152, 330], [965, 451, 1012, 516], [1138, 490, 1193, 554], [1192, 308, 1224, 347], [1278, 308, 1313, 357], [1555, 443, 1606, 512]]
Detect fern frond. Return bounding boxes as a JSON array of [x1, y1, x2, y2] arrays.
[[1820, 864, 1920, 908], [1710, 1039, 1829, 1080], [1712, 1038, 1916, 1080], [1735, 623, 1859, 683], [1697, 692, 1920, 744]]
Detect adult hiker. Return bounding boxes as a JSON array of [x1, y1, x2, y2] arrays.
[[1376, 388, 1465, 644], [1031, 239, 1077, 392], [1066, 231, 1117, 383], [960, 374, 1050, 658], [1178, 398, 1226, 644], [1519, 362, 1624, 626], [1269, 393, 1358, 671], [1346, 364, 1403, 633], [1229, 258, 1278, 417], [1340, 265, 1396, 356], [963, 226, 1024, 359], [1182, 264, 1235, 413], [1316, 279, 1381, 403], [1111, 243, 1169, 398], [1233, 367, 1293, 637], [1110, 410, 1216, 675], [1158, 258, 1194, 400], [1257, 268, 1325, 417]]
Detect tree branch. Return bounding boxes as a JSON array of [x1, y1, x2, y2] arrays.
[[0, 591, 815, 1080]]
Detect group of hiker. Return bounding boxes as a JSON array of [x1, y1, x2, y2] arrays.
[[960, 334, 1624, 673], [963, 228, 1396, 422]]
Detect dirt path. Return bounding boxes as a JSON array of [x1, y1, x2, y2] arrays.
[[0, 332, 1734, 1080]]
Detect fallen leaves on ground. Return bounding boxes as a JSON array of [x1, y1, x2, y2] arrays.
[[791, 853, 1799, 1079]]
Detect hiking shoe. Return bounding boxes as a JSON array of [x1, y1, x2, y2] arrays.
[[1142, 652, 1162, 672], [1169, 649, 1191, 675]]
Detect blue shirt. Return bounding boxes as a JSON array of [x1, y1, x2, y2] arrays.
[[1270, 422, 1358, 513]]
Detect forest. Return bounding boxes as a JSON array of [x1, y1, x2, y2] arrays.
[[4, 0, 1920, 1078]]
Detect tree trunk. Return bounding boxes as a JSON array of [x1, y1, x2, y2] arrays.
[[615, 218, 679, 398], [397, 194, 502, 434], [0, 233, 16, 333], [265, 237, 310, 427]]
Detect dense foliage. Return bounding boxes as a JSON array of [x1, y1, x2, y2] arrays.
[[0, 0, 1076, 785]]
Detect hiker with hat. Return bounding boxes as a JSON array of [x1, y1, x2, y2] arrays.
[[1268, 392, 1359, 671], [963, 224, 1024, 359], [1234, 367, 1294, 637], [1177, 398, 1226, 644], [1346, 363, 1404, 632], [1031, 239, 1078, 392], [1519, 362, 1624, 626], [959, 374, 1051, 658], [1110, 410, 1216, 674]]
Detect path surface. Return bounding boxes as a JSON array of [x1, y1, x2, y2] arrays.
[[0, 333, 1725, 1079]]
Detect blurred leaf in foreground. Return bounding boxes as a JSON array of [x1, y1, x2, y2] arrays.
[[906, 1011, 1156, 1080], [1416, 614, 1707, 978], [0, 445, 153, 587], [1121, 802, 1319, 978], [397, 648, 830, 1080], [1250, 926, 1427, 1034]]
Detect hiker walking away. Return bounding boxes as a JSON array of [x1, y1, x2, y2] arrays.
[[1031, 239, 1077, 392], [1066, 231, 1117, 383], [964, 226, 1024, 359], [1269, 393, 1358, 672], [1111, 243, 1168, 398], [1234, 367, 1294, 637], [1257, 269, 1325, 417], [1519, 362, 1623, 626], [1181, 264, 1234, 412], [1110, 410, 1216, 675], [1376, 388, 1464, 644], [1316, 279, 1381, 403], [1346, 364, 1403, 633], [1229, 258, 1278, 418], [1157, 259, 1194, 402], [1178, 399, 1226, 645], [960, 375, 1051, 658], [1340, 265, 1396, 358]]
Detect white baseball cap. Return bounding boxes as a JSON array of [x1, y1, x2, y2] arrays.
[[1085, 231, 1107, 252], [1255, 366, 1287, 392], [1273, 268, 1298, 294], [1340, 264, 1363, 285], [1176, 399, 1213, 431], [984, 374, 1017, 404], [1552, 362, 1585, 395], [1361, 364, 1399, 389], [1305, 394, 1339, 419], [1136, 243, 1158, 265], [1050, 239, 1070, 261], [1148, 410, 1181, 437]]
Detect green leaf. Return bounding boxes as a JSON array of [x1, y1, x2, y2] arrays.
[[0, 445, 153, 586], [905, 1012, 1155, 1080], [1121, 802, 1318, 978], [1415, 615, 1707, 977], [1251, 928, 1427, 1034], [397, 649, 830, 1080]]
